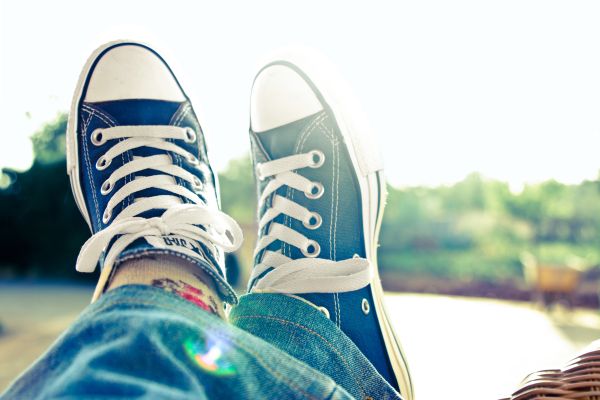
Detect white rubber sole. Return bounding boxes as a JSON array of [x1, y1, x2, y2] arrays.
[[257, 48, 414, 399]]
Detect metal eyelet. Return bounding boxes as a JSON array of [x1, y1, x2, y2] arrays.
[[192, 176, 203, 191], [361, 298, 370, 315], [308, 150, 325, 168], [303, 212, 322, 230], [91, 129, 105, 146], [184, 128, 197, 143], [305, 182, 324, 199], [95, 156, 111, 171], [187, 154, 199, 165], [317, 306, 330, 319], [302, 240, 321, 258], [102, 209, 112, 224], [100, 180, 113, 195]]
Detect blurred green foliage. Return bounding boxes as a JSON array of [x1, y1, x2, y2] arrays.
[[2, 114, 600, 284], [381, 173, 600, 282], [31, 114, 68, 165], [217, 156, 256, 225]]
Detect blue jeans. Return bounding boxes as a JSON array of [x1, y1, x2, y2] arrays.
[[2, 285, 400, 399]]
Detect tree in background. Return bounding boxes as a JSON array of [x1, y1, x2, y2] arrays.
[[0, 114, 89, 280]]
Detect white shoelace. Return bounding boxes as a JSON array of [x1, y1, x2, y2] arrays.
[[76, 125, 243, 274], [250, 150, 372, 293]]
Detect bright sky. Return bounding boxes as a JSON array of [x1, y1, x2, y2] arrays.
[[1, 0, 600, 188]]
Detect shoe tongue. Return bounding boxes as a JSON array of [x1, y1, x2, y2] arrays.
[[90, 99, 191, 219], [252, 111, 340, 263], [90, 100, 224, 278], [91, 99, 183, 125], [252, 113, 321, 161]]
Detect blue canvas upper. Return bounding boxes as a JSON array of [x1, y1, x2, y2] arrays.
[[249, 108, 399, 390], [73, 43, 236, 303]]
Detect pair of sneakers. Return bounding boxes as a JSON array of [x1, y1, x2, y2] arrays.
[[67, 40, 413, 398]]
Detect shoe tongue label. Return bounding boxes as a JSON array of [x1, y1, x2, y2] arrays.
[[144, 235, 206, 259]]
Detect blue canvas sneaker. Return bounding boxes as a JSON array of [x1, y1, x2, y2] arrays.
[[247, 51, 414, 399], [66, 41, 242, 303]]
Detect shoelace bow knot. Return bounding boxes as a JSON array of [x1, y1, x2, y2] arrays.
[[77, 125, 242, 275]]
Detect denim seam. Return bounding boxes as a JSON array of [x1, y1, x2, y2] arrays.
[[89, 295, 321, 399], [229, 336, 323, 399], [230, 314, 367, 398]]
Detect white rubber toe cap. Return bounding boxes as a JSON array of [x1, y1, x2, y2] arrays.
[[84, 44, 185, 102], [250, 64, 324, 132]]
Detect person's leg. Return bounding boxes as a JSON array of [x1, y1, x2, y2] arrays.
[[235, 52, 413, 400], [231, 293, 401, 400], [108, 255, 227, 318], [2, 281, 352, 399], [2, 41, 353, 400]]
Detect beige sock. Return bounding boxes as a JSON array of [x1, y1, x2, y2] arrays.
[[107, 254, 225, 319]]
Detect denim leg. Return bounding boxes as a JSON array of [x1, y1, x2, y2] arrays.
[[230, 294, 402, 400], [1, 285, 352, 400]]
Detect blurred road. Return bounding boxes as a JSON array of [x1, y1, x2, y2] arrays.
[[1, 283, 599, 399]]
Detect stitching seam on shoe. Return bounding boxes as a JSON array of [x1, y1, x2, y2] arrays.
[[81, 109, 102, 228], [82, 105, 133, 209], [283, 112, 327, 257], [172, 104, 191, 197]]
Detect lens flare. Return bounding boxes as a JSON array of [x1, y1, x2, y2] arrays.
[[183, 337, 236, 376]]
